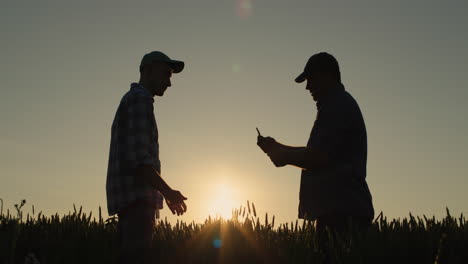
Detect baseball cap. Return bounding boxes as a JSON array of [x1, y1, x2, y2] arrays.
[[294, 52, 340, 83], [139, 51, 185, 73]]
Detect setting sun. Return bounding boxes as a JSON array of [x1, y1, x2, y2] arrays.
[[205, 181, 240, 219]]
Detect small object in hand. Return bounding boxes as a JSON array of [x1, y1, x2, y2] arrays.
[[256, 127, 274, 153], [256, 127, 265, 145]]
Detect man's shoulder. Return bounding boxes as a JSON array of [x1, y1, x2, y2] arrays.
[[322, 91, 352, 111], [319, 91, 361, 122], [123, 88, 154, 105], [330, 91, 361, 113], [336, 90, 358, 105]]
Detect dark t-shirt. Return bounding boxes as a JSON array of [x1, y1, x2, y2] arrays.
[[299, 84, 374, 220]]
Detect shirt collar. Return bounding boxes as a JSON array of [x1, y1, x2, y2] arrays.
[[130, 82, 153, 98]]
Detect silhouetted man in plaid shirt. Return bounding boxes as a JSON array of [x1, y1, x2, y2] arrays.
[[106, 51, 188, 264]]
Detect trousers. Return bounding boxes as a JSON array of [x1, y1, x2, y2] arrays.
[[117, 199, 158, 264]]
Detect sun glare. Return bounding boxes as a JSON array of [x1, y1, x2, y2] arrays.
[[207, 182, 239, 219]]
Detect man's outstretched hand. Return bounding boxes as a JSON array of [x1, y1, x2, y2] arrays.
[[163, 189, 187, 216]]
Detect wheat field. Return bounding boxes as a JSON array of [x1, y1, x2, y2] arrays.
[[1, 199, 467, 264]]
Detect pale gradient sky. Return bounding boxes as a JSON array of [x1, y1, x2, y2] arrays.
[[1, 0, 467, 224]]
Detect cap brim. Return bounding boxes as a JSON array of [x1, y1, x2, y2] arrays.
[[295, 72, 306, 83], [167, 60, 184, 73]]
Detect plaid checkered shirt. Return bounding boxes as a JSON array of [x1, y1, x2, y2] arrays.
[[106, 83, 164, 216]]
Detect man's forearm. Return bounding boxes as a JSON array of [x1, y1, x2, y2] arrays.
[[283, 147, 307, 168], [277, 145, 330, 170], [288, 148, 331, 170], [270, 142, 307, 168], [137, 165, 171, 194], [273, 140, 306, 152], [263, 139, 330, 170]]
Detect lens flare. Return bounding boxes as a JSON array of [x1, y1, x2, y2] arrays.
[[235, 0, 253, 19], [213, 238, 222, 248]]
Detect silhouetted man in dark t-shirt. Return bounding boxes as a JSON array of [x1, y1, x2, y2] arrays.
[[257, 52, 374, 235]]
